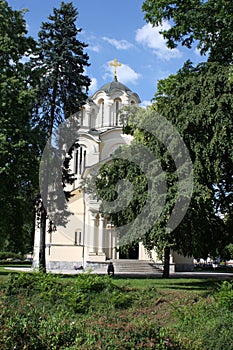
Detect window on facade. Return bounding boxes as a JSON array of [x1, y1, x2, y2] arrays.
[[98, 99, 104, 127], [114, 98, 121, 125], [75, 145, 87, 175], [74, 231, 82, 245], [89, 110, 96, 128]]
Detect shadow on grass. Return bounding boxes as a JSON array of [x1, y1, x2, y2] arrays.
[[111, 275, 226, 293]]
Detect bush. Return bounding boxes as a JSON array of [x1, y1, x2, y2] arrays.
[[173, 280, 233, 349], [215, 280, 233, 310], [0, 252, 23, 261], [2, 272, 130, 314], [0, 272, 177, 349], [75, 316, 176, 349], [0, 296, 176, 350], [0, 298, 80, 350]]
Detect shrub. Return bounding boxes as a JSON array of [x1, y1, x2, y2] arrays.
[[173, 281, 233, 350], [0, 252, 23, 261], [0, 297, 80, 350], [0, 273, 177, 349], [2, 272, 129, 314], [215, 280, 233, 310], [75, 315, 177, 349]]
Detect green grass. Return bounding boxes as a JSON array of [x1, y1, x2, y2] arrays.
[[111, 276, 221, 294], [0, 270, 232, 349], [0, 266, 223, 293]]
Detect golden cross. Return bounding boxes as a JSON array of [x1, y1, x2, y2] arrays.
[[109, 58, 122, 79]]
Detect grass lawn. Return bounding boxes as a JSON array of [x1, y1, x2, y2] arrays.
[[0, 264, 224, 292], [113, 275, 221, 292]]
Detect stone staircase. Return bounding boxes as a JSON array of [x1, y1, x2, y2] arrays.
[[112, 259, 162, 275]]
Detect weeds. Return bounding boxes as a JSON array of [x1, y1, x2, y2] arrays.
[[0, 272, 232, 349]]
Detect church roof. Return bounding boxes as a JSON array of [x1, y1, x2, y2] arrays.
[[98, 77, 132, 94]]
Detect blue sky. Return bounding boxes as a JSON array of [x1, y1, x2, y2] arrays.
[[8, 0, 205, 106]]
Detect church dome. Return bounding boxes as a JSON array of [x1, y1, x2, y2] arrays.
[[98, 77, 132, 94]]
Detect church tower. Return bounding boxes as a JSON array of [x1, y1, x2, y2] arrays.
[[70, 59, 140, 190]]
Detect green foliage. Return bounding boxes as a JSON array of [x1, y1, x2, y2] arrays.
[[174, 280, 233, 349], [141, 0, 233, 260], [221, 244, 233, 261], [0, 252, 23, 260], [0, 299, 79, 350], [142, 0, 233, 63], [31, 1, 91, 270], [3, 272, 113, 312], [0, 0, 40, 253], [94, 106, 193, 276], [95, 155, 148, 229], [215, 280, 233, 309], [32, 1, 90, 129], [75, 317, 174, 350], [0, 273, 176, 350], [154, 61, 232, 258]]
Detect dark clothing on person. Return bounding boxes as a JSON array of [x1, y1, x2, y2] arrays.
[[107, 262, 114, 276]]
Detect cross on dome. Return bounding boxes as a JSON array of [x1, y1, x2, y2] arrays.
[[109, 58, 122, 80]]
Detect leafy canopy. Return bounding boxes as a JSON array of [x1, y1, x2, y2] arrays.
[[0, 0, 40, 252], [142, 0, 233, 63], [154, 61, 233, 257], [32, 1, 91, 133]]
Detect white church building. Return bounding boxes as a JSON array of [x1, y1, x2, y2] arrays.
[[33, 59, 193, 273]]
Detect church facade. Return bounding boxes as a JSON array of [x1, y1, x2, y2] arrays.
[[33, 60, 193, 273]]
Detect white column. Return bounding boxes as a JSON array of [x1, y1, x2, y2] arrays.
[[116, 235, 120, 259], [98, 216, 104, 254], [32, 221, 41, 270], [108, 229, 112, 259], [112, 232, 117, 259], [89, 212, 96, 254]]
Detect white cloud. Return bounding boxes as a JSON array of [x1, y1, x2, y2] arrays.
[[135, 22, 182, 60], [88, 45, 101, 53], [102, 37, 134, 50], [104, 62, 141, 85], [140, 100, 152, 108], [89, 77, 98, 94]]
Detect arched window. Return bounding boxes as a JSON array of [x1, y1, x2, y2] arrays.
[[130, 100, 135, 105], [74, 145, 87, 176], [114, 98, 121, 125], [98, 98, 104, 127]]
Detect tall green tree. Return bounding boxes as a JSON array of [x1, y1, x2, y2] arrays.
[[32, 1, 91, 270], [142, 0, 233, 63], [138, 0, 233, 274], [0, 1, 40, 253], [94, 106, 193, 278], [154, 61, 232, 258]]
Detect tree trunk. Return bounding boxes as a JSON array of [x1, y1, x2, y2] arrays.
[[39, 204, 47, 272], [163, 246, 170, 278]]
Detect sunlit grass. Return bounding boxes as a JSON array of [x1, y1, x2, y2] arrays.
[[0, 265, 226, 294]]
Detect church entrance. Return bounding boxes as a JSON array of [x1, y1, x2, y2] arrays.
[[119, 242, 139, 259]]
